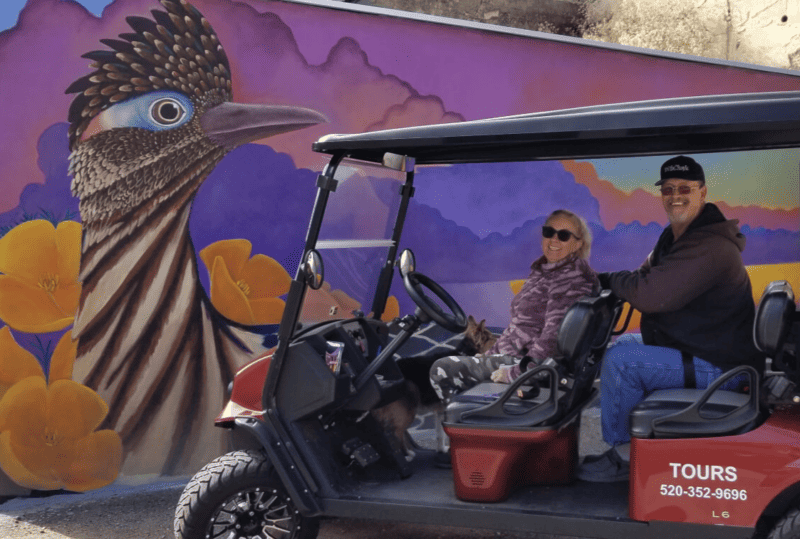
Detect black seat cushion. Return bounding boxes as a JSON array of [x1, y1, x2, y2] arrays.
[[630, 388, 752, 439]]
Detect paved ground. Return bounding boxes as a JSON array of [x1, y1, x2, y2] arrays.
[[0, 403, 607, 539], [0, 476, 591, 539], [0, 494, 586, 539]]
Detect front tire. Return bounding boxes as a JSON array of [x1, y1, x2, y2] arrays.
[[174, 449, 320, 539], [769, 507, 800, 539]]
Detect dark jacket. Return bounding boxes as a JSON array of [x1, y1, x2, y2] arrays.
[[607, 203, 763, 372]]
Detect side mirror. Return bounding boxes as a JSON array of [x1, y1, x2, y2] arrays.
[[302, 249, 324, 290], [397, 249, 416, 276]]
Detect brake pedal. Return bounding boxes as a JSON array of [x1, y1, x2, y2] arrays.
[[342, 438, 381, 467]]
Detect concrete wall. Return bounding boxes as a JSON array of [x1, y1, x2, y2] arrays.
[[727, 0, 800, 69], [365, 0, 800, 70], [365, 0, 585, 35], [586, 0, 800, 70]]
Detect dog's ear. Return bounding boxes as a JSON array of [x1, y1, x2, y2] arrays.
[[477, 319, 486, 332], [467, 315, 477, 328]]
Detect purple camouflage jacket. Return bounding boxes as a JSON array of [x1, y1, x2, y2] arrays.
[[487, 254, 599, 379]]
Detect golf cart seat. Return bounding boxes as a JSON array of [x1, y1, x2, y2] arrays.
[[627, 365, 759, 440], [628, 281, 796, 440], [445, 291, 621, 426], [755, 280, 797, 375], [442, 292, 622, 502]]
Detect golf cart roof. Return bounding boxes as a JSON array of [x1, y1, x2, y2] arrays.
[[312, 91, 800, 165]]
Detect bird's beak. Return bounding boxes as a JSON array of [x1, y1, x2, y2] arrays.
[[200, 102, 328, 150]]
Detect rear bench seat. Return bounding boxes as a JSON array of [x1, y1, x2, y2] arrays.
[[629, 280, 795, 440]]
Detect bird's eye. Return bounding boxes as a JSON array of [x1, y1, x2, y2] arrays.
[[150, 98, 186, 126]]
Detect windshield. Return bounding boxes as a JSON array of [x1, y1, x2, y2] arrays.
[[299, 158, 406, 324]]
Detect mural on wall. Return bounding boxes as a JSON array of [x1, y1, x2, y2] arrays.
[[0, 0, 798, 493], [64, 0, 327, 480]]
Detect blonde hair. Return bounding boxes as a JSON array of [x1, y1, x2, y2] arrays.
[[546, 209, 592, 260]]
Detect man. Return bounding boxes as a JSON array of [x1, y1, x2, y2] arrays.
[[577, 155, 763, 483]]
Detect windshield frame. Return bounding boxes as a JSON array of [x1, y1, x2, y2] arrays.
[[263, 154, 415, 404]]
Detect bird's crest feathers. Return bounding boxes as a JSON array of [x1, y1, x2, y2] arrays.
[[66, 0, 232, 150]]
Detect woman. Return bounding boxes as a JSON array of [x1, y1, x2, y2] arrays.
[[429, 210, 599, 463]]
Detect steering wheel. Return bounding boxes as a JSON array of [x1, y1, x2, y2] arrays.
[[402, 271, 467, 332]]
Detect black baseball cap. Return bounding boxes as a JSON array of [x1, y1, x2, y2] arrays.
[[656, 155, 705, 186]]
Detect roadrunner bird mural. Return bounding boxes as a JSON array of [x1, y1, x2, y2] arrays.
[[65, 0, 325, 476]]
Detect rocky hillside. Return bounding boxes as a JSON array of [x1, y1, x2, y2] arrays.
[[364, 0, 800, 71]]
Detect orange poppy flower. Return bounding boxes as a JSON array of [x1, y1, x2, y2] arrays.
[[382, 295, 400, 322], [200, 239, 291, 325], [365, 296, 400, 322], [0, 377, 121, 492], [0, 327, 76, 397], [47, 329, 78, 384], [0, 329, 121, 492], [0, 220, 82, 333], [0, 327, 44, 399]]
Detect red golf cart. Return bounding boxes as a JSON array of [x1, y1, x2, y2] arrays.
[[174, 91, 800, 539]]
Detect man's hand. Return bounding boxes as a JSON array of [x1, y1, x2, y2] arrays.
[[491, 365, 516, 384]]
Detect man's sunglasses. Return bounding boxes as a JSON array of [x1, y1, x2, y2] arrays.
[[542, 226, 580, 242], [659, 185, 697, 196]]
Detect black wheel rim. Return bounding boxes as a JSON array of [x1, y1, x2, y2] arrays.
[[207, 487, 300, 539]]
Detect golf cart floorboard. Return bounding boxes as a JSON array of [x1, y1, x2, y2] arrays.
[[321, 451, 754, 539]]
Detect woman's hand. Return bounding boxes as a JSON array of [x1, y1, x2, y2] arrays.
[[491, 364, 517, 384]]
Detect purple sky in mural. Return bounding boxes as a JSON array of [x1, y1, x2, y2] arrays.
[[190, 144, 318, 287], [413, 161, 603, 237], [0, 123, 79, 235]]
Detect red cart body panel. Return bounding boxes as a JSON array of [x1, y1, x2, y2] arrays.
[[215, 351, 274, 423], [444, 414, 580, 502], [630, 406, 800, 527]]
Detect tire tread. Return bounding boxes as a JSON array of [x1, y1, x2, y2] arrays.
[[770, 507, 800, 539], [174, 449, 318, 539]]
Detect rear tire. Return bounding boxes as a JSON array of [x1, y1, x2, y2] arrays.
[[174, 449, 320, 539], [769, 507, 800, 539]]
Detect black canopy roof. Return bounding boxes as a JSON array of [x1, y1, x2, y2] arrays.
[[312, 91, 800, 165]]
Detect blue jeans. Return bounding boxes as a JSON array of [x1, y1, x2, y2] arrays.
[[600, 334, 740, 447]]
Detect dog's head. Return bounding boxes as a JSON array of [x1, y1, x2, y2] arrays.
[[463, 315, 497, 354]]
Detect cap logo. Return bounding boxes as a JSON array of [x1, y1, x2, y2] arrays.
[[664, 164, 689, 172], [656, 155, 705, 186]]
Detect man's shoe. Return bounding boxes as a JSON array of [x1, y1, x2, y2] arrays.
[[577, 448, 629, 482]]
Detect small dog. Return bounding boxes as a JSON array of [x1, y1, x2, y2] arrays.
[[372, 316, 498, 461], [463, 315, 498, 354], [371, 380, 421, 461]]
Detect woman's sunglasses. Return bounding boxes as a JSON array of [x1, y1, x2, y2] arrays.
[[659, 185, 697, 196], [542, 226, 580, 242]]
